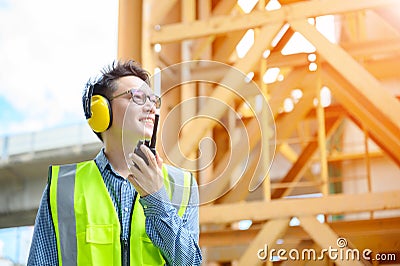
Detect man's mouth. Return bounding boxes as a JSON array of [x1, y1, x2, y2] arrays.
[[139, 117, 154, 124]]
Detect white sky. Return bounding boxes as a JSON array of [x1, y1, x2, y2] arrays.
[[0, 1, 118, 262], [0, 0, 336, 137], [0, 0, 118, 136]]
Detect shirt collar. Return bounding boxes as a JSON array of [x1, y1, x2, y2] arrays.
[[94, 148, 127, 180], [94, 148, 110, 173]]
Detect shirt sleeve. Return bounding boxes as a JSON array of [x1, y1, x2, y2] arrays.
[[27, 185, 58, 266], [139, 176, 202, 266]]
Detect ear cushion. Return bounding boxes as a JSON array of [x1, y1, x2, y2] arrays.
[[87, 95, 112, 133]]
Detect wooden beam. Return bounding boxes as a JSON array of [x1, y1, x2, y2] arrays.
[[166, 23, 283, 170], [171, 65, 318, 116], [202, 73, 319, 204], [299, 216, 364, 266], [180, 0, 196, 141], [211, 0, 238, 15], [375, 5, 400, 34], [275, 91, 315, 141], [347, 111, 400, 165], [269, 68, 309, 117], [151, 0, 399, 44], [279, 0, 308, 4], [327, 151, 383, 162], [149, 0, 178, 26], [369, 10, 400, 37], [322, 68, 400, 166], [272, 116, 343, 199], [200, 73, 316, 203], [315, 66, 330, 196], [118, 0, 142, 60], [199, 190, 400, 224], [280, 241, 316, 266], [363, 55, 400, 80], [213, 30, 247, 62], [306, 104, 346, 119], [199, 117, 261, 203], [292, 217, 400, 246], [266, 38, 400, 69], [272, 26, 294, 53], [192, 0, 238, 60], [341, 37, 400, 58], [142, 0, 156, 72], [200, 217, 400, 247], [203, 244, 247, 262], [289, 19, 400, 165], [279, 143, 320, 187], [163, 53, 400, 101], [215, 143, 260, 204], [201, 217, 400, 262], [202, 238, 400, 263], [290, 19, 400, 131], [279, 143, 301, 163], [195, 0, 213, 188], [348, 235, 400, 253]]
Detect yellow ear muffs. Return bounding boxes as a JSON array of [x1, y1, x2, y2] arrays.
[[87, 95, 112, 133]]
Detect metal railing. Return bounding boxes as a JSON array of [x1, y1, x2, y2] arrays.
[[0, 123, 100, 161]]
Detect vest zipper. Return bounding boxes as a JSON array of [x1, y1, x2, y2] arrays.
[[121, 191, 137, 266], [121, 239, 129, 266]]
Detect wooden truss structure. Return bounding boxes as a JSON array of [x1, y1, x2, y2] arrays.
[[118, 0, 400, 265]]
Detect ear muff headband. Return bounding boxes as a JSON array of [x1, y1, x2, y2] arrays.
[[87, 94, 112, 133]]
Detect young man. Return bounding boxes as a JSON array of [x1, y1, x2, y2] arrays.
[[28, 60, 202, 265]]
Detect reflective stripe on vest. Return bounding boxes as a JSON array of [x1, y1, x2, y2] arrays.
[[49, 160, 192, 266], [49, 163, 78, 266]]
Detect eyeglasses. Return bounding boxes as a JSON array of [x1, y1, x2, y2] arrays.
[[110, 89, 161, 109]]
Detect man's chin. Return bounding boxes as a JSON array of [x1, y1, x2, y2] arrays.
[[142, 130, 153, 140], [122, 127, 152, 141]]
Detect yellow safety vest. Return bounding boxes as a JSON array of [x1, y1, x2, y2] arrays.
[[49, 160, 192, 266]]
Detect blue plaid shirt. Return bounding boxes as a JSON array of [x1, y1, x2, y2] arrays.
[[27, 149, 202, 265]]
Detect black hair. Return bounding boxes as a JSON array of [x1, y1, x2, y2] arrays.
[[82, 60, 150, 141]]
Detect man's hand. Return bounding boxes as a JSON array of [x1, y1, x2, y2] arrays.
[[128, 144, 164, 197]]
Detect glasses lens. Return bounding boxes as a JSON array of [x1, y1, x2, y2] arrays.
[[131, 90, 146, 105], [149, 95, 161, 109], [131, 89, 161, 108]]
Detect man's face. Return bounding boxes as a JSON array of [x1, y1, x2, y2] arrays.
[[110, 76, 156, 141]]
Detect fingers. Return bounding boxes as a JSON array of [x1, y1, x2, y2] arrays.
[[129, 145, 161, 173], [140, 144, 158, 168], [128, 174, 149, 197], [127, 145, 164, 197], [129, 151, 147, 171], [127, 174, 137, 186], [155, 151, 163, 169]]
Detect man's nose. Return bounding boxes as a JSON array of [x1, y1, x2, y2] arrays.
[[143, 97, 156, 113]]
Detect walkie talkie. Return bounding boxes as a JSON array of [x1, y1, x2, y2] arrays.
[[133, 112, 159, 165]]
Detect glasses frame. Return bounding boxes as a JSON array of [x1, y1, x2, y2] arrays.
[[110, 89, 161, 109]]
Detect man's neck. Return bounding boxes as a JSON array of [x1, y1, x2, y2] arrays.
[[103, 142, 132, 178]]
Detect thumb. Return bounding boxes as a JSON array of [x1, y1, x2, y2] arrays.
[[155, 152, 163, 169]]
